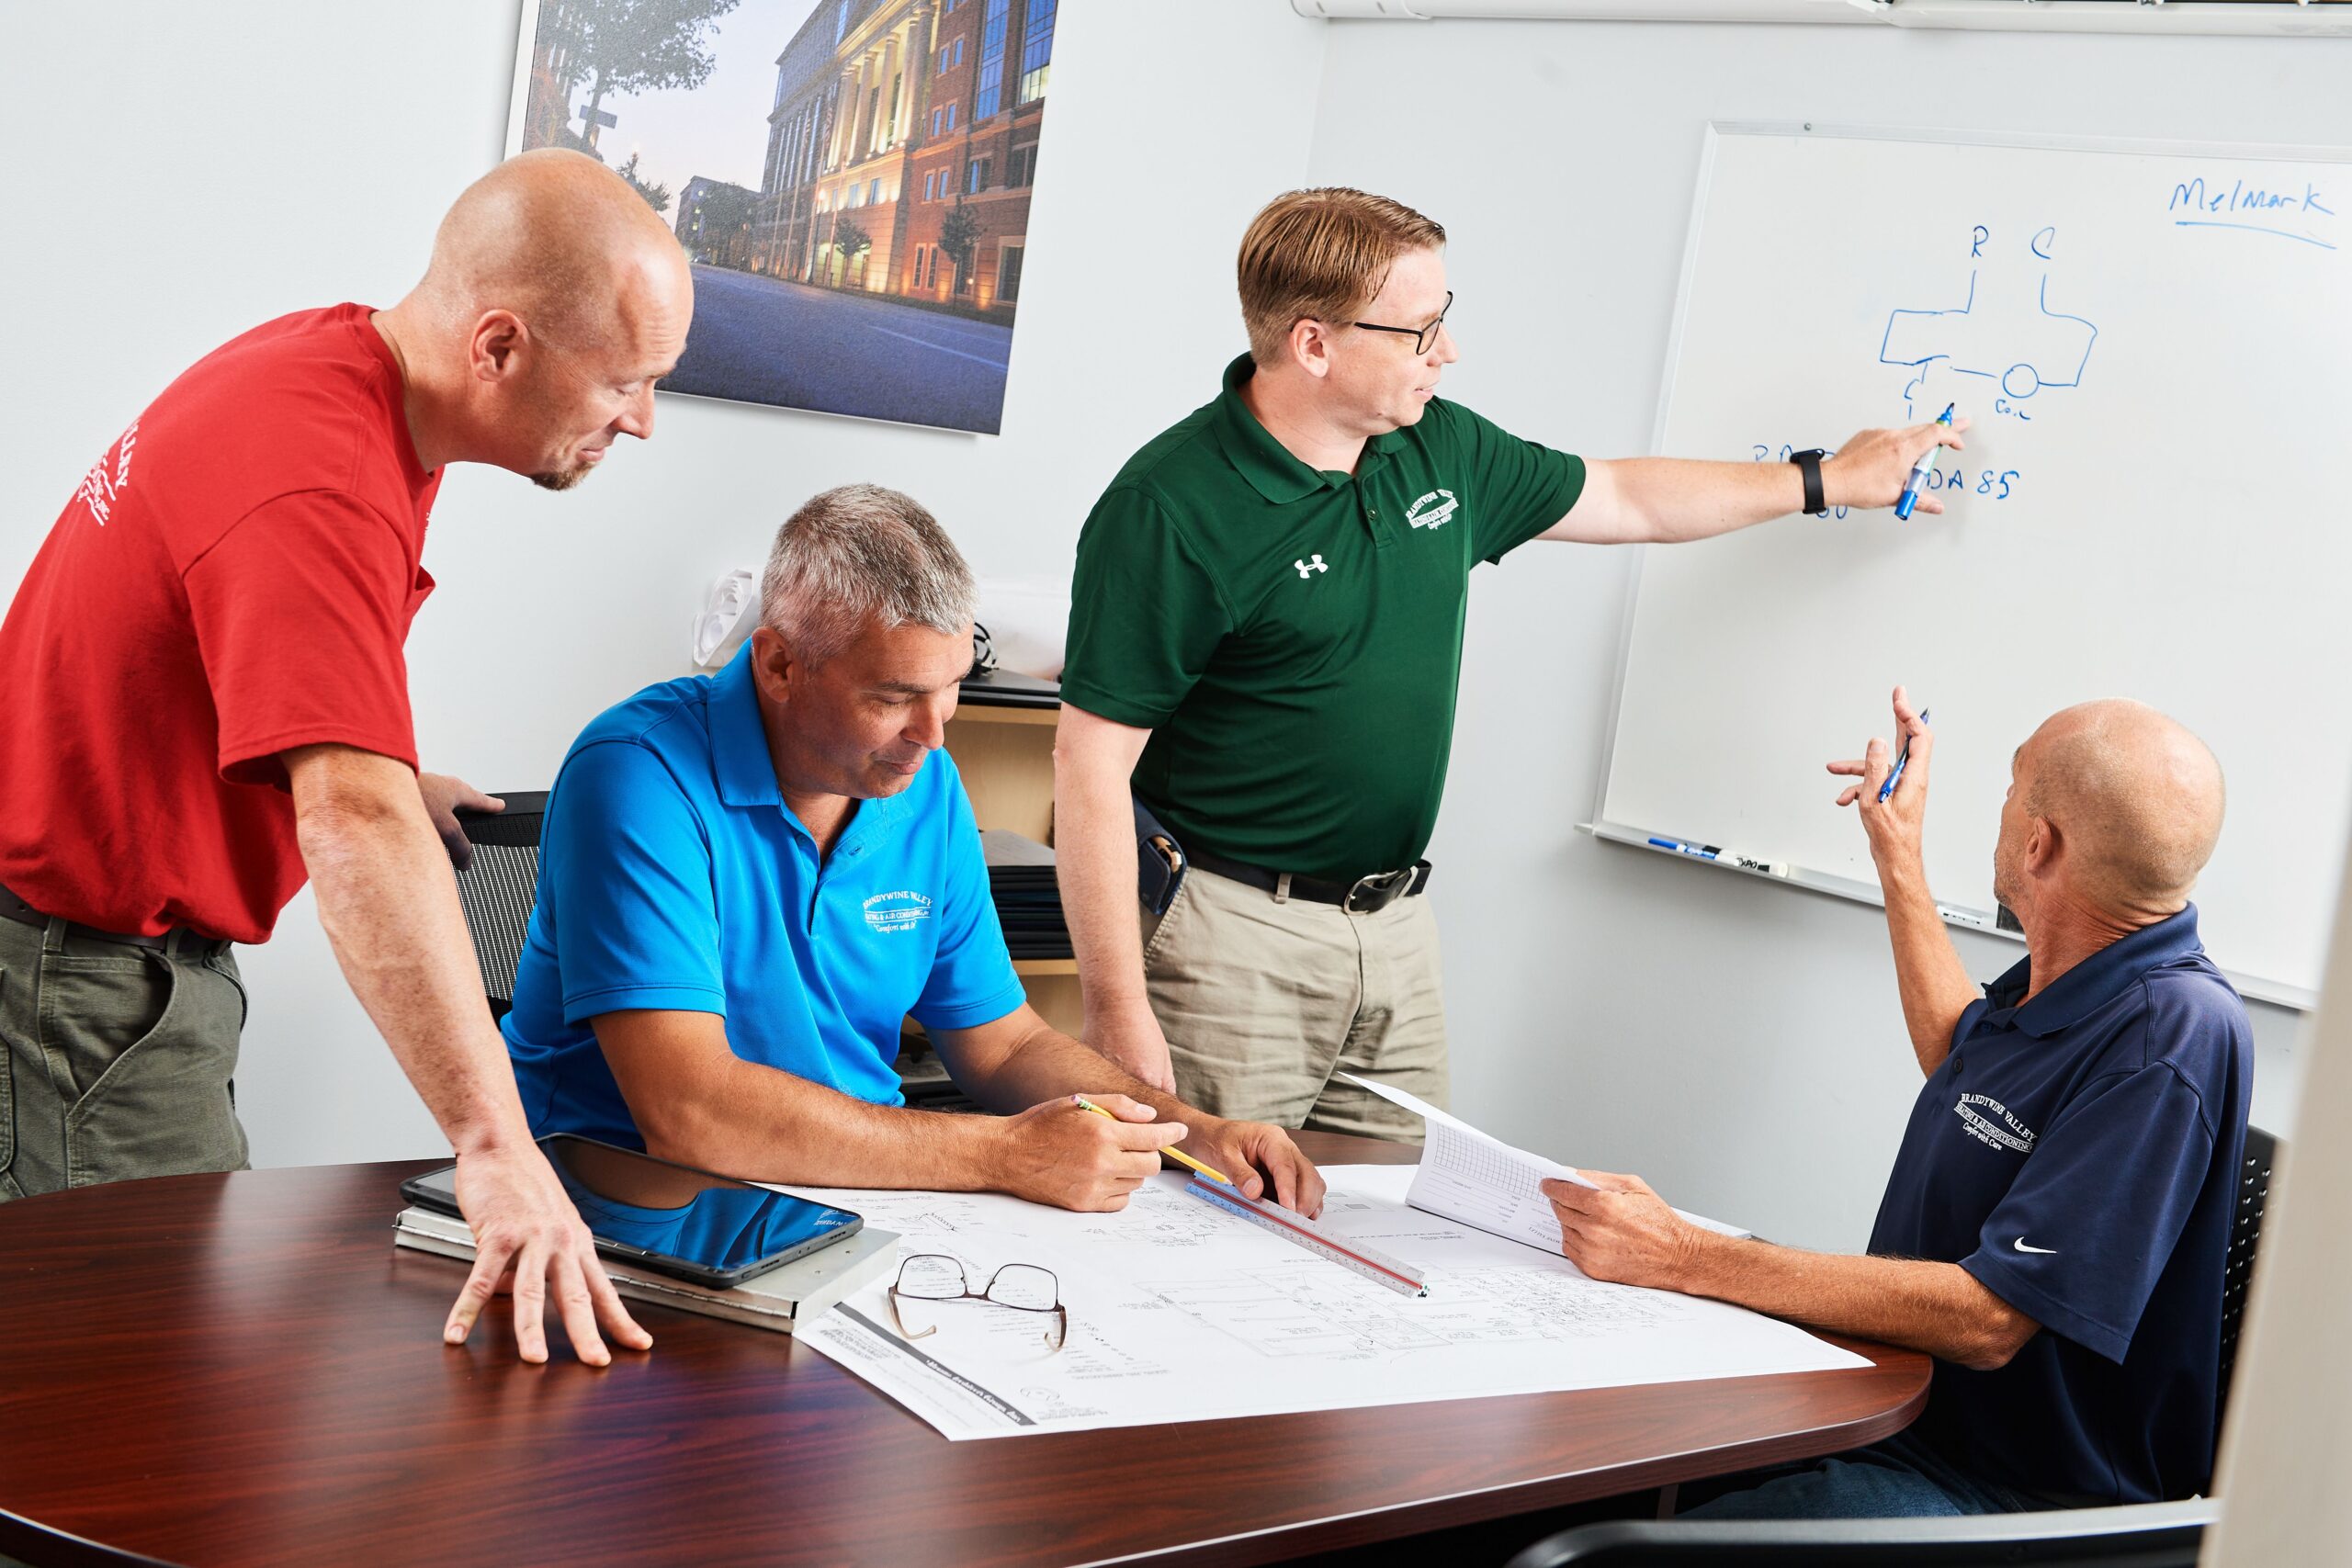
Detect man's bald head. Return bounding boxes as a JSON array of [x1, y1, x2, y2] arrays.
[[377, 149, 694, 486], [416, 148, 689, 351], [2013, 700, 2226, 917]]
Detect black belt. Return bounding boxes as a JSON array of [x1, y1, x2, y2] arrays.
[[1185, 847, 1431, 915], [0, 880, 227, 954]]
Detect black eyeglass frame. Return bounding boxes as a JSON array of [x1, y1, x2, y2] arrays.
[[1349, 289, 1453, 355], [887, 1254, 1069, 1351]]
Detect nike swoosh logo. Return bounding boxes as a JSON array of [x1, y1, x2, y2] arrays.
[[2013, 1238, 2058, 1255]]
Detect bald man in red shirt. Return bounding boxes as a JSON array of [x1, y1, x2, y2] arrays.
[[0, 149, 689, 1367]]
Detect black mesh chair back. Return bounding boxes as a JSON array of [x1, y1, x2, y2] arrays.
[[1502, 1498, 2213, 1567], [451, 792, 548, 1021], [2217, 1122, 2278, 1428]]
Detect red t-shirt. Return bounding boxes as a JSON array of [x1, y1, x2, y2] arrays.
[[0, 303, 441, 942]]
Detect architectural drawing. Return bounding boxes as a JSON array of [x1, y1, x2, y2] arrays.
[[787, 1168, 1866, 1439], [1881, 225, 2098, 412]]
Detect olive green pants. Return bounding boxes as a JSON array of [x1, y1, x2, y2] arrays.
[[0, 913, 249, 1201], [1141, 865, 1449, 1143]]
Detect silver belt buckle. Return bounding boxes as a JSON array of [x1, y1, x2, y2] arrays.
[[1344, 869, 1407, 915]]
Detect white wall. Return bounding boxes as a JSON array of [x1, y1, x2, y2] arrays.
[[4, 6, 2327, 1248], [0, 0, 1327, 1168], [1308, 17, 2338, 1247]]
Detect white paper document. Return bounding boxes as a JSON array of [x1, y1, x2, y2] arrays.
[[1338, 1072, 1751, 1254], [790, 1167, 1863, 1441]]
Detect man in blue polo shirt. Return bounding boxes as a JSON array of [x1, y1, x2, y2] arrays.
[[504, 485, 1324, 1217], [1540, 690, 2248, 1514]]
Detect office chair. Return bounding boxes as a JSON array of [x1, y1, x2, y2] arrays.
[[451, 792, 549, 1021], [1508, 1125, 2278, 1567], [2217, 1123, 2277, 1427], [1501, 1498, 2214, 1566]]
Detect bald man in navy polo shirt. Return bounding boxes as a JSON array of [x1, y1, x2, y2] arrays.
[[1544, 691, 2249, 1516]]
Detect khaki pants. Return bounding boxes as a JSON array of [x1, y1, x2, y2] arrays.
[[1142, 865, 1449, 1142], [0, 914, 249, 1201]]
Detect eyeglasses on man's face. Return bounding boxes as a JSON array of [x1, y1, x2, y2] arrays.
[[1349, 289, 1453, 355], [888, 1254, 1068, 1351]]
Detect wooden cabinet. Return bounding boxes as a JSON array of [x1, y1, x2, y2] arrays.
[[897, 690, 1080, 1107], [942, 698, 1082, 1037]]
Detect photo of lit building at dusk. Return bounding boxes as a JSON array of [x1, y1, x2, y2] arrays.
[[514, 0, 1057, 434]]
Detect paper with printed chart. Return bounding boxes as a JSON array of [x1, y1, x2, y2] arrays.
[[786, 1166, 1864, 1440], [1336, 1073, 1754, 1255]]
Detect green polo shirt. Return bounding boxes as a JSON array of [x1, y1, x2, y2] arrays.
[[1060, 355, 1585, 883]]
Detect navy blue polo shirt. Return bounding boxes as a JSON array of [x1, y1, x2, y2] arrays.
[[503, 643, 1028, 1148], [1868, 905, 2251, 1504]]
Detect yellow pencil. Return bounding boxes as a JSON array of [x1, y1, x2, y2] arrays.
[[1072, 1095, 1233, 1185]]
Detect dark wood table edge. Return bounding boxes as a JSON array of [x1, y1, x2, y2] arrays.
[[1083, 1348, 1929, 1566], [1, 1509, 185, 1568], [3, 1365, 1930, 1568], [0, 1151, 1931, 1568]]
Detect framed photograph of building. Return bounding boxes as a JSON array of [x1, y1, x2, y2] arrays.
[[505, 0, 1058, 435]]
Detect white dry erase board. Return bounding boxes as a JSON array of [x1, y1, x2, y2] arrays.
[[1591, 124, 2352, 1008]]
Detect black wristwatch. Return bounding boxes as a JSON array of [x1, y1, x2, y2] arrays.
[[1789, 448, 1830, 517]]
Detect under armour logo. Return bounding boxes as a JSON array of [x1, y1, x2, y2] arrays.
[[1295, 555, 1328, 579]]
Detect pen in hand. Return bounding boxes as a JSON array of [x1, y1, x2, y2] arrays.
[[1072, 1095, 1233, 1186], [1878, 707, 1930, 804], [1894, 405, 1955, 521]]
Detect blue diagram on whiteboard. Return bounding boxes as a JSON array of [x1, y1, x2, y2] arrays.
[[1880, 225, 2098, 412]]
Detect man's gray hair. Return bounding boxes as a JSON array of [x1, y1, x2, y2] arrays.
[[759, 484, 977, 666]]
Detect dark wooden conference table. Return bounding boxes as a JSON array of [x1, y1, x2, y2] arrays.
[[0, 1132, 1928, 1568]]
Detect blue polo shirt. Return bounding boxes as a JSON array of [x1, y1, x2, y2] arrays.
[[1869, 905, 2251, 1504], [503, 643, 1028, 1147]]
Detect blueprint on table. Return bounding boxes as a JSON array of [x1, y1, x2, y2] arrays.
[[788, 1166, 1867, 1440]]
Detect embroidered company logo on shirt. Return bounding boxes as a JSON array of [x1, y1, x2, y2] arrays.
[[1953, 1092, 2038, 1156], [1293, 554, 1329, 580], [1406, 488, 1458, 530], [863, 890, 933, 934]]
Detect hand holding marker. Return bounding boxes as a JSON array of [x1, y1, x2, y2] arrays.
[[1894, 405, 1956, 521], [1878, 706, 1930, 803]]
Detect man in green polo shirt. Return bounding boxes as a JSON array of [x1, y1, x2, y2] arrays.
[[1053, 187, 1966, 1137]]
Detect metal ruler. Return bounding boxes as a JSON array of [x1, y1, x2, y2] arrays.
[[1182, 1177, 1429, 1297]]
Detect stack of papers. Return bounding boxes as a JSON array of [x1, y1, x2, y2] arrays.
[[983, 829, 1071, 960]]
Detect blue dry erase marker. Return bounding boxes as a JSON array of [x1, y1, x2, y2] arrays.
[[1647, 837, 1721, 861], [1878, 707, 1930, 803], [1894, 404, 1955, 521]]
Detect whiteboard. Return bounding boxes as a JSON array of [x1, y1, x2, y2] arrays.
[[1594, 125, 2352, 1007]]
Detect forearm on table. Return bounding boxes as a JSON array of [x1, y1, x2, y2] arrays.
[[1680, 1234, 2036, 1371], [632, 1047, 1004, 1190], [1874, 852, 1979, 1076], [291, 749, 529, 1156]]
